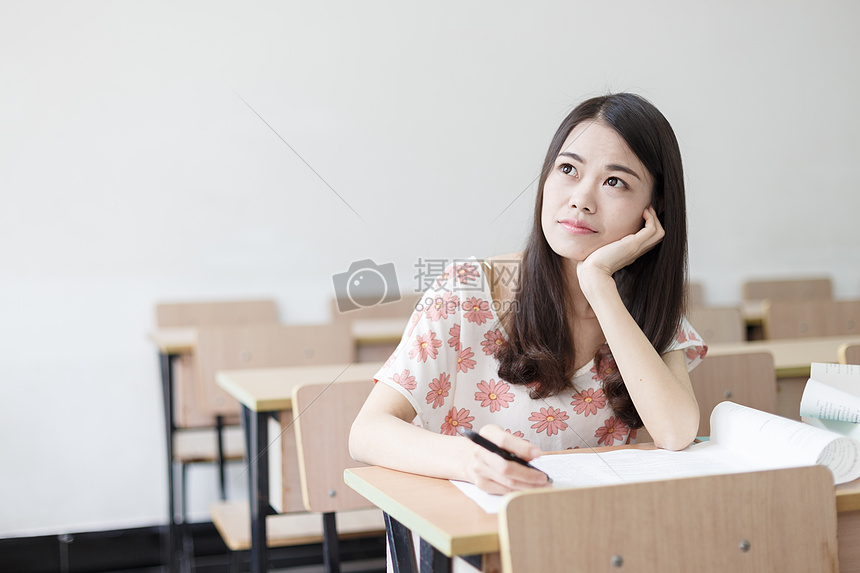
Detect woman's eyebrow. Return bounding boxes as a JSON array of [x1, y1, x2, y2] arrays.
[[558, 151, 584, 163], [558, 151, 642, 181], [606, 163, 641, 181]]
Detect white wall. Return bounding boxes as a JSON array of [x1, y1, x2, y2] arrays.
[[1, 0, 859, 536]]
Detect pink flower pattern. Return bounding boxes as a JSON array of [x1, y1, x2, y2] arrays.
[[571, 388, 606, 417], [426, 292, 459, 322], [595, 416, 628, 446], [456, 346, 477, 373], [409, 331, 442, 362], [591, 350, 617, 382], [481, 329, 506, 357], [441, 407, 474, 435], [529, 407, 570, 436], [462, 297, 493, 325], [373, 260, 706, 451], [454, 263, 480, 285], [448, 324, 461, 351], [392, 369, 417, 392], [474, 379, 515, 413], [426, 373, 451, 409], [505, 429, 526, 440]]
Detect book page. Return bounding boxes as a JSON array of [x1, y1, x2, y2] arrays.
[[800, 378, 860, 422], [710, 401, 860, 483], [452, 443, 773, 514], [810, 362, 860, 394], [804, 416, 860, 441]]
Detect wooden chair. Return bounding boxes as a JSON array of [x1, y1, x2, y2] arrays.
[[762, 299, 860, 339], [687, 306, 745, 344], [742, 277, 833, 303], [637, 352, 777, 442], [193, 322, 355, 510], [211, 379, 384, 573], [156, 300, 280, 328], [331, 293, 421, 362], [840, 343, 860, 365], [155, 301, 280, 516], [499, 465, 837, 573], [688, 352, 777, 437]]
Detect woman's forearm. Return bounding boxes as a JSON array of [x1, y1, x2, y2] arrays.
[[580, 272, 699, 450], [349, 386, 475, 480]]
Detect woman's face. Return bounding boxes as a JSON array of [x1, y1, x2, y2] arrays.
[[541, 120, 655, 263]]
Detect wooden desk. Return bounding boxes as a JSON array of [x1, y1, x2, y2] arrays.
[[216, 362, 382, 573], [741, 300, 765, 327], [708, 335, 860, 378], [149, 326, 198, 355], [150, 322, 402, 357], [345, 448, 860, 573]]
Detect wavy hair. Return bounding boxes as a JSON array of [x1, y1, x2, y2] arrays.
[[496, 93, 688, 429]]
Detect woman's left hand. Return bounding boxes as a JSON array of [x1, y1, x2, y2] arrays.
[[577, 206, 665, 282]]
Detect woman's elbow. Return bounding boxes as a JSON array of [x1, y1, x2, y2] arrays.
[[653, 413, 699, 451], [348, 418, 369, 463]]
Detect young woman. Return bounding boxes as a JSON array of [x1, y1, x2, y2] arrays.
[[349, 93, 707, 495]]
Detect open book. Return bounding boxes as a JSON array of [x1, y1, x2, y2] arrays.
[[452, 401, 860, 513], [801, 362, 860, 440]]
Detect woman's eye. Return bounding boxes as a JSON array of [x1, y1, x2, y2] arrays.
[[606, 176, 627, 188], [561, 163, 576, 176]]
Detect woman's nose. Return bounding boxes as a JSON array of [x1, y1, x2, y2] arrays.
[[570, 181, 597, 213]]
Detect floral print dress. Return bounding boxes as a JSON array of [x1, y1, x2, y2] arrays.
[[375, 259, 708, 451]]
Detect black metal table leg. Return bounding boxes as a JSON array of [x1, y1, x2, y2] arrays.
[[244, 405, 270, 573], [216, 414, 227, 500], [322, 512, 341, 573], [384, 512, 417, 573], [419, 539, 451, 573], [159, 351, 179, 573]]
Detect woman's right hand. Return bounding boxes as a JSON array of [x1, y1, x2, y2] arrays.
[[464, 424, 551, 494]]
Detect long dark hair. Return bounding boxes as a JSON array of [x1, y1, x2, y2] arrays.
[[496, 93, 688, 429]]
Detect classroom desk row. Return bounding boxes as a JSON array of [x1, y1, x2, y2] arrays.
[[150, 325, 860, 573]]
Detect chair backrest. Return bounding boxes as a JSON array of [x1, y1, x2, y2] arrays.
[[156, 300, 280, 328], [742, 277, 833, 303], [331, 293, 421, 363], [689, 352, 776, 437], [330, 293, 421, 324], [687, 306, 745, 344], [192, 323, 355, 420], [840, 343, 860, 365], [762, 299, 860, 339], [292, 379, 376, 513], [156, 299, 281, 427], [686, 282, 704, 309], [499, 466, 837, 573]]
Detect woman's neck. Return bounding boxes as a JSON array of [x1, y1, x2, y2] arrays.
[[562, 259, 597, 320]]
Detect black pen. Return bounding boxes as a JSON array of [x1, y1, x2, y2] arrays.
[[459, 428, 553, 483]]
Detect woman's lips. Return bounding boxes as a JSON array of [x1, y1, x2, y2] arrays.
[[558, 219, 597, 234]]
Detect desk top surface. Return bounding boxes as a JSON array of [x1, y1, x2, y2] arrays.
[[148, 327, 198, 353], [344, 444, 860, 558], [216, 362, 382, 411], [708, 335, 860, 377], [148, 320, 405, 353]]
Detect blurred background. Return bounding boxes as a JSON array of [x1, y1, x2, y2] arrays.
[[1, 0, 858, 544]]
